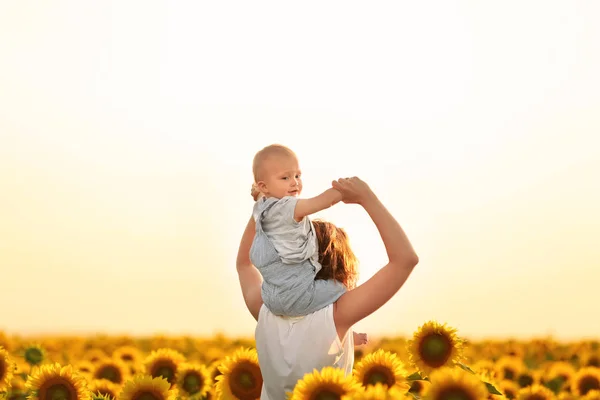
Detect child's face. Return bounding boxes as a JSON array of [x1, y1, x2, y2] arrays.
[[258, 155, 303, 199]]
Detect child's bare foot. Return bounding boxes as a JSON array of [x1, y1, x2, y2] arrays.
[[353, 331, 368, 346]]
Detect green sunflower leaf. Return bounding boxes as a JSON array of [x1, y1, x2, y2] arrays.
[[456, 362, 475, 374], [406, 372, 424, 381], [484, 382, 503, 395], [543, 376, 565, 394]]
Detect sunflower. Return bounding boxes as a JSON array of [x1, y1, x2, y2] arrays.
[[516, 384, 555, 400], [119, 375, 176, 400], [495, 357, 525, 382], [408, 379, 431, 396], [289, 366, 362, 400], [408, 321, 463, 377], [73, 361, 95, 377], [22, 345, 46, 367], [424, 367, 488, 400], [25, 363, 89, 400], [83, 350, 107, 365], [585, 390, 600, 400], [516, 370, 538, 388], [92, 358, 129, 385], [112, 347, 143, 366], [214, 348, 263, 400], [571, 367, 600, 397], [545, 361, 575, 392], [1, 347, 15, 392], [174, 363, 211, 398], [498, 380, 520, 400], [88, 379, 121, 400], [584, 353, 600, 368], [340, 382, 407, 399], [353, 349, 410, 391], [143, 349, 186, 387]]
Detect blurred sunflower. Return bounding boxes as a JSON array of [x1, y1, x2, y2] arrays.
[[1, 346, 15, 392], [495, 357, 525, 381], [585, 390, 600, 400], [88, 379, 121, 400], [112, 347, 143, 366], [546, 361, 575, 391], [516, 370, 538, 388], [215, 348, 262, 400], [498, 380, 520, 400], [424, 367, 488, 400], [557, 393, 578, 400], [90, 394, 113, 400], [476, 369, 504, 399], [408, 378, 431, 397], [289, 366, 362, 400], [73, 361, 95, 377], [92, 358, 129, 385], [571, 367, 600, 397], [584, 353, 600, 368], [353, 349, 409, 391], [408, 321, 463, 377], [25, 363, 88, 400], [143, 349, 185, 386], [83, 350, 107, 365], [119, 375, 176, 400], [174, 363, 210, 398], [0, 332, 13, 352], [516, 384, 555, 400], [340, 382, 407, 399], [22, 344, 46, 367]]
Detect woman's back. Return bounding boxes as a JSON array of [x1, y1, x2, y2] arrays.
[[255, 304, 354, 400]]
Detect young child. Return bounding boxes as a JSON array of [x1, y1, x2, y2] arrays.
[[249, 144, 367, 345]]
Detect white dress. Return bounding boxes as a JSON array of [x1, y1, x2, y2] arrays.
[[255, 303, 354, 400]]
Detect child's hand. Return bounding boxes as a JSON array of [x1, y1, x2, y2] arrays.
[[353, 332, 368, 346]]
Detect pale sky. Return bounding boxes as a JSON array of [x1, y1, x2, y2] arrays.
[[1, 1, 599, 341]]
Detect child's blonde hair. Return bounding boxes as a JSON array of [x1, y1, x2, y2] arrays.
[[251, 144, 297, 201]]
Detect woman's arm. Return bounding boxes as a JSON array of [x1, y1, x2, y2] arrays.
[[236, 215, 263, 321], [332, 178, 419, 336]]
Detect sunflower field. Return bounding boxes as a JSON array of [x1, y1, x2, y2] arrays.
[[1, 321, 599, 400]]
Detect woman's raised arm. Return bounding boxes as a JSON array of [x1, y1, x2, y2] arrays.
[[332, 178, 419, 336], [236, 215, 263, 321]]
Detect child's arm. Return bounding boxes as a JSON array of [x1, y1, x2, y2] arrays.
[[353, 331, 368, 346], [294, 188, 342, 222]]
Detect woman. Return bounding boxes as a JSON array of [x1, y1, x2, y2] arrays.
[[236, 177, 419, 399]]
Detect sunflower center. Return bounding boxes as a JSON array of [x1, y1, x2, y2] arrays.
[[503, 388, 516, 399], [121, 355, 134, 362], [183, 372, 203, 394], [39, 379, 77, 400], [517, 373, 534, 387], [133, 391, 163, 400], [579, 376, 600, 395], [0, 360, 5, 381], [151, 361, 176, 384], [96, 366, 122, 383], [363, 366, 396, 386], [229, 361, 263, 400], [312, 390, 342, 400], [419, 334, 452, 367], [409, 380, 423, 393], [24, 348, 44, 365], [524, 395, 546, 400], [436, 386, 476, 400], [588, 357, 600, 367], [503, 368, 515, 380]]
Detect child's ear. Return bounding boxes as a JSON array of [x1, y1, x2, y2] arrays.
[[257, 181, 268, 193]]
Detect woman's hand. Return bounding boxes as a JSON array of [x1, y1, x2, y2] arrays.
[[331, 177, 375, 205]]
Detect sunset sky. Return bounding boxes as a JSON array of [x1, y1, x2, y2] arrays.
[[1, 1, 598, 341]]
